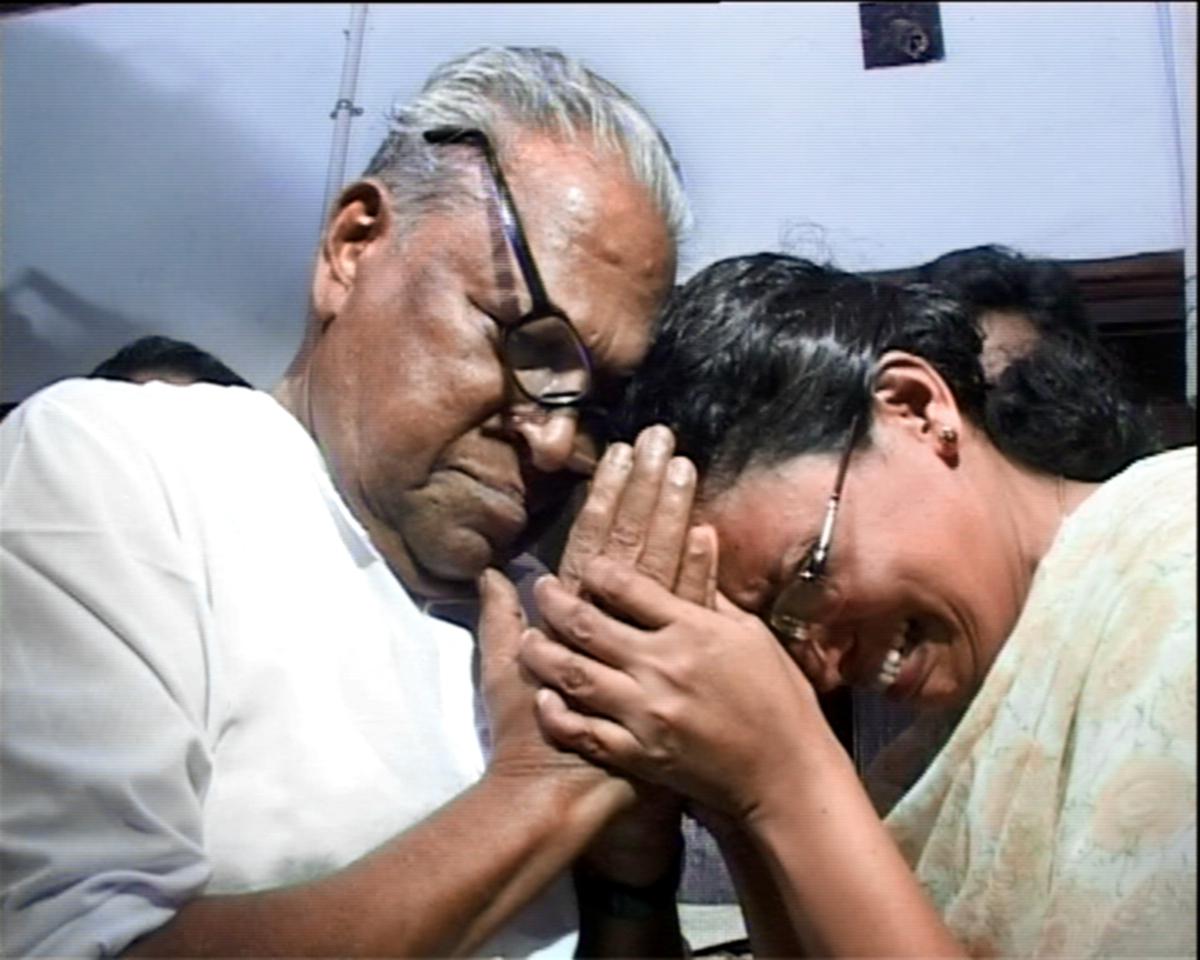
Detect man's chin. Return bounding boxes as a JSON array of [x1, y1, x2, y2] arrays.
[[397, 526, 523, 603]]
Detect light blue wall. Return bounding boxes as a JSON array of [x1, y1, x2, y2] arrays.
[[2, 2, 1187, 400]]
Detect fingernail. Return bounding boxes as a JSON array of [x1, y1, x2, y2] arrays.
[[477, 569, 493, 593], [606, 442, 633, 468], [638, 424, 672, 456], [667, 457, 694, 485]]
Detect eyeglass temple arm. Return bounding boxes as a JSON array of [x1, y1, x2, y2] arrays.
[[812, 409, 863, 571], [810, 493, 841, 572], [423, 127, 552, 311]]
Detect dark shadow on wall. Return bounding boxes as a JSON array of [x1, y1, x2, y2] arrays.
[[1, 269, 147, 388], [1, 15, 318, 404]]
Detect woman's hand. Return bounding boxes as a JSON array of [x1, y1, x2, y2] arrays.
[[521, 551, 842, 823]]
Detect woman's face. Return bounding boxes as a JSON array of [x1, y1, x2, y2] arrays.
[[699, 427, 1029, 709]]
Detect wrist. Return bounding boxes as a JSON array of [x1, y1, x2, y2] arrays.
[[481, 763, 635, 842], [574, 844, 683, 921]]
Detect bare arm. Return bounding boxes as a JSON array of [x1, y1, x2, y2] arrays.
[[522, 558, 968, 959], [126, 570, 632, 958], [126, 773, 627, 957]]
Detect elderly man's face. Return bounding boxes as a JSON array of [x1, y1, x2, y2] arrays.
[[306, 135, 675, 598]]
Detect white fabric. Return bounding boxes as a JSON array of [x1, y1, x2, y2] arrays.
[[0, 378, 577, 958]]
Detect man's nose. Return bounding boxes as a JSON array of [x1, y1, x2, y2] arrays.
[[508, 407, 593, 474]]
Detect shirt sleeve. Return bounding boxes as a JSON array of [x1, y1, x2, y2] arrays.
[[1, 383, 214, 958]]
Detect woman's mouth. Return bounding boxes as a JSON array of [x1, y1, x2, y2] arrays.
[[874, 618, 922, 690]]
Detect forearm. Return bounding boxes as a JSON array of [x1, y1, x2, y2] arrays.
[[573, 831, 686, 959], [712, 824, 805, 959], [744, 746, 966, 960], [126, 771, 631, 958], [574, 889, 684, 959]]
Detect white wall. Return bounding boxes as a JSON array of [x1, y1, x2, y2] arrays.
[[1163, 1, 1196, 401], [2, 2, 1190, 400]]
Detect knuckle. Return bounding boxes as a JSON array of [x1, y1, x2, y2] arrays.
[[564, 602, 596, 646], [560, 657, 591, 695], [574, 728, 607, 762], [646, 692, 685, 732], [586, 556, 635, 596], [635, 547, 674, 584], [606, 523, 643, 553]]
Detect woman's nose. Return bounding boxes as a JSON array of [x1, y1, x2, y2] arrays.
[[786, 623, 849, 692]]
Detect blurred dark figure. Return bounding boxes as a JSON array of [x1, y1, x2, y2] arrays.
[[914, 244, 1095, 381], [88, 335, 251, 387], [915, 244, 1158, 482], [1, 337, 250, 423]]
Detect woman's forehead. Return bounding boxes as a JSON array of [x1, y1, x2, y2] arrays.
[[698, 458, 833, 609]]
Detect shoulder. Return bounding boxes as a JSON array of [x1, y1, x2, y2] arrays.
[[3, 378, 297, 471], [2, 380, 308, 536], [1055, 447, 1195, 570]]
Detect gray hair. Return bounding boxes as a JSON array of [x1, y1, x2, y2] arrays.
[[363, 46, 690, 242]]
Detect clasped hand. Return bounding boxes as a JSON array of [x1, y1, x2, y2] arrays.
[[521, 536, 832, 826]]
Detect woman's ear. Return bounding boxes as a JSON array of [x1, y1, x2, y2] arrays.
[[311, 179, 393, 326], [872, 350, 963, 463]]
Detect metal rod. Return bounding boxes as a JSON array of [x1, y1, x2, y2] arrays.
[[320, 3, 369, 230]]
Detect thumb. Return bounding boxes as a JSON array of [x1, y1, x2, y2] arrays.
[[477, 568, 527, 677]]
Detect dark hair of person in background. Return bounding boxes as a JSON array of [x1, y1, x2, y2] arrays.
[[622, 253, 1159, 489], [88, 335, 251, 388], [913, 243, 1096, 343]]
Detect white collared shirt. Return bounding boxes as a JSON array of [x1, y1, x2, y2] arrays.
[[0, 378, 576, 958]]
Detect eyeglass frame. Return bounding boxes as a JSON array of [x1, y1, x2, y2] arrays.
[[422, 126, 598, 409], [767, 310, 888, 640]]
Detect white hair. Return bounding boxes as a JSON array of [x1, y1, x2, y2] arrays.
[[363, 46, 691, 242]]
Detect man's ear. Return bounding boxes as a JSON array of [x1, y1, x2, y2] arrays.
[[311, 179, 392, 326], [871, 350, 963, 463]]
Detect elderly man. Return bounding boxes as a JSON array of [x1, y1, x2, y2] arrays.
[[1, 46, 690, 957]]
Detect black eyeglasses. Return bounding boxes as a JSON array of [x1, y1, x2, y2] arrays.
[[767, 310, 887, 640], [423, 126, 598, 410]]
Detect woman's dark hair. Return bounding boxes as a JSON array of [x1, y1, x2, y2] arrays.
[[624, 253, 1156, 492]]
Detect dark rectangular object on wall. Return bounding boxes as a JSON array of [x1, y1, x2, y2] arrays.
[[860, 2, 945, 69]]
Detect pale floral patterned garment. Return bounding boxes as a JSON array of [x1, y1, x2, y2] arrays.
[[884, 447, 1197, 959]]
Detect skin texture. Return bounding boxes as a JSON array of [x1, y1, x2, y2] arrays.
[[977, 308, 1041, 381], [123, 133, 683, 957], [559, 429, 715, 958], [275, 133, 675, 601], [704, 353, 1096, 708], [518, 354, 1098, 957], [125, 424, 699, 958]]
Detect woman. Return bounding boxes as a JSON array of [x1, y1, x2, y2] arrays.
[[519, 254, 1195, 957]]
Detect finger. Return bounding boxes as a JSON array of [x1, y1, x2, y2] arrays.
[[603, 425, 674, 566], [533, 574, 648, 664], [476, 568, 527, 680], [519, 626, 644, 721], [580, 555, 693, 631], [637, 456, 696, 589], [558, 442, 634, 594], [535, 686, 651, 779], [675, 524, 719, 608]]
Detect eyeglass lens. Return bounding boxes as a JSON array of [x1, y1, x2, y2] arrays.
[[423, 127, 595, 408], [504, 315, 592, 405], [770, 561, 827, 635]]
